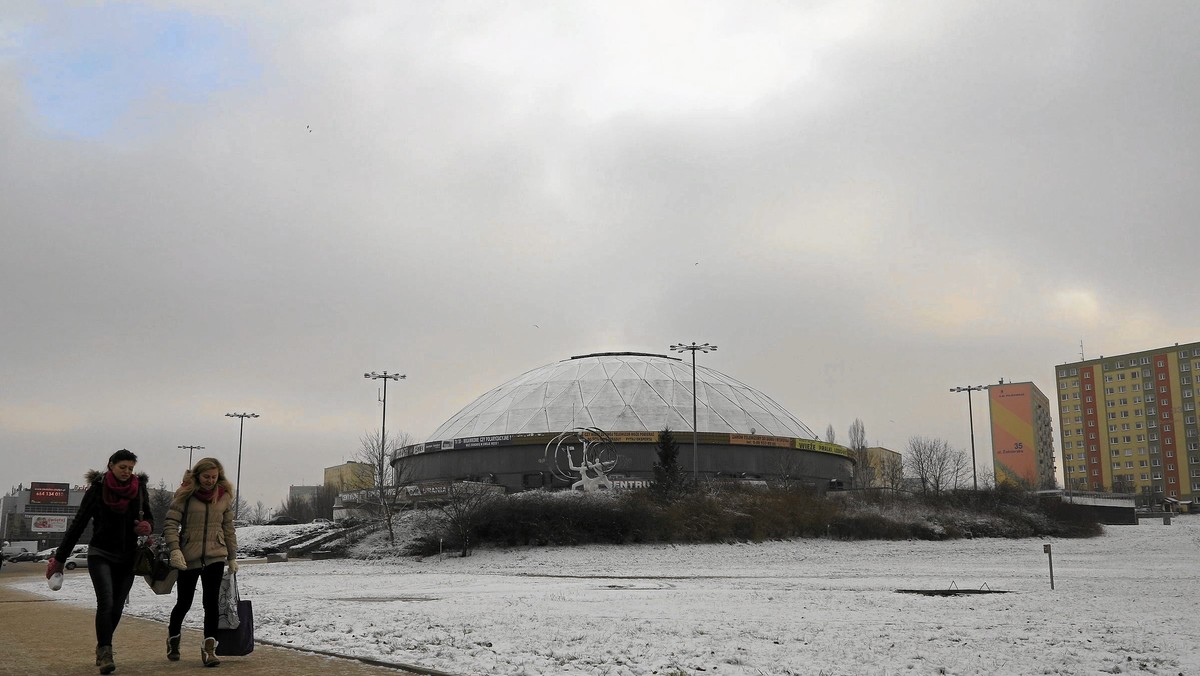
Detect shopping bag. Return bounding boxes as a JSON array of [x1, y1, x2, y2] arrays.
[[214, 599, 254, 656], [218, 571, 240, 630]]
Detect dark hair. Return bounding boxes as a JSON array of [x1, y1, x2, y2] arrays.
[[108, 449, 138, 465]]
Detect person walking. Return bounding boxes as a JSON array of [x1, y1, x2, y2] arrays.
[[45, 449, 153, 675], [163, 457, 238, 667]]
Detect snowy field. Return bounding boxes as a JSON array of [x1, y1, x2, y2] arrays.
[[11, 517, 1200, 676]]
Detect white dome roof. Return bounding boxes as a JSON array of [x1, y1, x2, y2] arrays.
[[427, 352, 817, 441]]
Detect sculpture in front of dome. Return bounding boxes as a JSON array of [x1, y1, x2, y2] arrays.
[[543, 427, 619, 492]]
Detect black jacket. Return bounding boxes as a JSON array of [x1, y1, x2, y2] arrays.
[[55, 470, 152, 564]]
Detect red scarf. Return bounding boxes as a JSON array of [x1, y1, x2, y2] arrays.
[[194, 485, 224, 503], [102, 472, 139, 513]]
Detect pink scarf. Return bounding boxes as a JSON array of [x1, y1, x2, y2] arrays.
[[193, 485, 224, 503], [102, 472, 139, 513]]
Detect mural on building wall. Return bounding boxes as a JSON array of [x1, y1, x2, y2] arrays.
[[990, 385, 1037, 487]]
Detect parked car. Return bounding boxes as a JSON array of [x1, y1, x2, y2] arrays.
[[9, 550, 40, 562], [265, 515, 299, 525], [311, 518, 333, 524], [35, 548, 57, 561], [64, 552, 89, 570]]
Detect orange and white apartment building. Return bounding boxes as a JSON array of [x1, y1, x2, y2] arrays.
[[1056, 341, 1200, 505]]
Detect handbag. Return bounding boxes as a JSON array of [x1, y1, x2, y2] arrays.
[[214, 578, 254, 656], [141, 495, 188, 594], [132, 494, 158, 576]]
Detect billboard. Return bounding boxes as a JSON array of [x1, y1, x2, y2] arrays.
[[989, 385, 1037, 486], [30, 515, 69, 532], [30, 482, 69, 505]]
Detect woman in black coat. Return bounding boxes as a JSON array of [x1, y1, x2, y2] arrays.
[[47, 449, 153, 675]]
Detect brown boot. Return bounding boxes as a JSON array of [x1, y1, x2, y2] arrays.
[[201, 637, 220, 667], [96, 645, 115, 674]]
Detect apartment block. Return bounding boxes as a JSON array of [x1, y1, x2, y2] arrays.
[[987, 381, 1057, 489], [1056, 341, 1200, 505]]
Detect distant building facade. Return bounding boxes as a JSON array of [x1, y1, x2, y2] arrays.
[[855, 447, 902, 488], [1056, 341, 1200, 506], [288, 484, 324, 505], [324, 462, 374, 492], [1, 483, 87, 552], [987, 381, 1057, 489]]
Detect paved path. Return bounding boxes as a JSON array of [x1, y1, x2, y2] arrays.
[[0, 562, 426, 676]]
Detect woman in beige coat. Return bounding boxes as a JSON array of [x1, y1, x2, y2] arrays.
[[163, 457, 238, 667]]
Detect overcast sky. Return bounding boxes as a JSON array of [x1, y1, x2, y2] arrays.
[[3, 1, 1198, 508]]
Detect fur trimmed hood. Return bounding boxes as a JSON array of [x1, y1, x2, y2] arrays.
[[85, 469, 150, 485]]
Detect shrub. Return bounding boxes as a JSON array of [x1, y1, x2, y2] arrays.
[[401, 485, 1102, 555]]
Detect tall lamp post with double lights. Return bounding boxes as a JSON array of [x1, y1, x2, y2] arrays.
[[364, 371, 406, 476], [950, 385, 985, 490], [224, 412, 259, 519], [177, 445, 204, 470], [669, 342, 718, 483]]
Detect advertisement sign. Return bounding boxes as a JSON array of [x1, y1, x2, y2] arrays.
[[30, 515, 69, 532], [29, 482, 69, 505], [730, 434, 792, 448], [989, 385, 1037, 486]]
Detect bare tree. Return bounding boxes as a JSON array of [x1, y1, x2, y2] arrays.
[[311, 484, 339, 520], [437, 483, 499, 557], [904, 436, 966, 495], [825, 424, 837, 444], [879, 453, 905, 492], [249, 500, 269, 525], [276, 493, 315, 522], [847, 419, 872, 488], [355, 429, 412, 546], [774, 451, 817, 493]]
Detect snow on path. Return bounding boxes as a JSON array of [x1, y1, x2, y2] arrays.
[[14, 518, 1200, 675]]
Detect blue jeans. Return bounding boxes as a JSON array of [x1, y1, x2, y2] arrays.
[[168, 562, 225, 638], [87, 557, 136, 648]]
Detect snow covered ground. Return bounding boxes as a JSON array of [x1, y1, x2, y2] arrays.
[[13, 517, 1200, 675]]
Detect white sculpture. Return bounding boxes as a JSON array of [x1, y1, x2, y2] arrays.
[[545, 427, 619, 492]]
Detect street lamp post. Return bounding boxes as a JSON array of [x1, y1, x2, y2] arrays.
[[364, 371, 406, 475], [669, 342, 718, 483], [950, 385, 985, 490], [177, 445, 205, 470], [224, 412, 259, 519]]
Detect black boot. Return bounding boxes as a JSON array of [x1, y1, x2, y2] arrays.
[[201, 637, 220, 667], [96, 645, 115, 674], [167, 634, 181, 661]]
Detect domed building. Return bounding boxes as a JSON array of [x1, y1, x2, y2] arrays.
[[394, 352, 852, 493]]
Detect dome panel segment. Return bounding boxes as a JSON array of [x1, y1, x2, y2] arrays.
[[425, 352, 817, 442]]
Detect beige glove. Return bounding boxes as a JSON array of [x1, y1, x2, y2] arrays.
[[226, 559, 238, 574], [169, 549, 187, 570]]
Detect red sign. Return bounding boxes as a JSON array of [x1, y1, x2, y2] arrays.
[[30, 482, 69, 505]]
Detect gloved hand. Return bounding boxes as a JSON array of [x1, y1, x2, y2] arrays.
[[133, 520, 152, 536], [46, 557, 63, 579], [169, 550, 188, 570], [226, 559, 238, 574]]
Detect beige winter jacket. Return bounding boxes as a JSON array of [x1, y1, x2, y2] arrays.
[[163, 490, 237, 569]]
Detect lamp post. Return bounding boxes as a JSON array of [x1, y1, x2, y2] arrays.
[[177, 445, 204, 469], [364, 371, 406, 473], [950, 385, 985, 490], [224, 412, 259, 519], [669, 342, 717, 483]]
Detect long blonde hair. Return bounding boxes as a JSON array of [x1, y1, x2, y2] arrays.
[[174, 457, 236, 502]]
